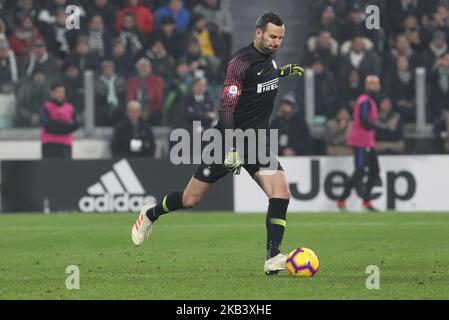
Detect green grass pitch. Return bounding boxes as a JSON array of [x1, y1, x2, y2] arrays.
[[0, 212, 448, 300]]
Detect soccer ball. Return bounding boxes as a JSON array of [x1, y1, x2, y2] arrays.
[[285, 247, 320, 277]]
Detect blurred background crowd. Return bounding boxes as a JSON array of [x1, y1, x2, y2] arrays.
[[0, 0, 231, 130], [304, 0, 449, 156], [0, 0, 448, 158]]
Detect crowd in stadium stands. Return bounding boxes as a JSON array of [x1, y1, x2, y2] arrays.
[[0, 0, 232, 135], [307, 0, 449, 155], [1, 0, 449, 157]]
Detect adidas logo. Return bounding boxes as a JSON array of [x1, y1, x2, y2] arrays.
[[78, 159, 156, 212]]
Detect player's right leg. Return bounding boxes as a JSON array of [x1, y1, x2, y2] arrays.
[[252, 167, 290, 275], [337, 147, 365, 210], [131, 176, 214, 246], [131, 161, 229, 246]]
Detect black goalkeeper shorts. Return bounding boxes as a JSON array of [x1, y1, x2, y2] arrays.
[[194, 152, 284, 184]]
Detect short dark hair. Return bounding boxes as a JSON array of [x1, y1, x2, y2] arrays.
[[50, 83, 64, 91], [255, 12, 284, 31], [123, 12, 136, 19]]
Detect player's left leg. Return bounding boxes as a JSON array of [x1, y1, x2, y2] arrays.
[[252, 168, 290, 274], [362, 148, 381, 211]]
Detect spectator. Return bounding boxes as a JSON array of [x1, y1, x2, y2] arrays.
[[0, 38, 16, 129], [38, 0, 86, 30], [16, 70, 48, 127], [429, 4, 449, 38], [339, 2, 382, 49], [340, 67, 363, 110], [376, 96, 406, 154], [8, 14, 44, 60], [155, 0, 191, 32], [95, 60, 126, 126], [111, 100, 156, 158], [305, 29, 339, 76], [164, 58, 194, 125], [87, 0, 118, 32], [117, 12, 145, 59], [324, 108, 352, 156], [386, 0, 427, 35], [0, 17, 6, 36], [428, 52, 449, 122], [182, 0, 203, 11], [308, 4, 341, 41], [126, 57, 164, 125], [115, 0, 154, 36], [421, 30, 448, 71], [384, 55, 415, 122], [270, 93, 310, 156], [183, 37, 214, 81], [62, 62, 84, 113], [193, 0, 233, 57], [108, 38, 135, 79], [5, 0, 39, 32], [0, 37, 19, 89], [175, 76, 216, 131], [433, 110, 449, 153], [0, 93, 16, 129], [66, 36, 101, 73], [85, 14, 114, 58], [310, 57, 339, 120], [312, 0, 346, 25], [383, 33, 420, 73], [154, 16, 182, 58], [340, 36, 381, 100], [142, 37, 175, 81], [146, 0, 167, 11], [188, 13, 226, 67], [400, 14, 429, 53], [20, 39, 60, 83], [44, 8, 77, 60], [40, 83, 80, 159]]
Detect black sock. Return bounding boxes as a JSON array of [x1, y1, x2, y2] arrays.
[[146, 191, 185, 222], [266, 198, 289, 260]]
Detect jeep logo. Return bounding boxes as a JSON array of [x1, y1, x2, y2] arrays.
[[289, 160, 416, 209]]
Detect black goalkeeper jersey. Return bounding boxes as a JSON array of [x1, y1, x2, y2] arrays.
[[218, 43, 280, 131]]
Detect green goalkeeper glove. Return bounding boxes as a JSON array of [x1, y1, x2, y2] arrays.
[[278, 64, 305, 78], [224, 148, 241, 175]]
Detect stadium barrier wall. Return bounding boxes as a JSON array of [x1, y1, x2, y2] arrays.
[[234, 155, 449, 212], [0, 159, 233, 213]]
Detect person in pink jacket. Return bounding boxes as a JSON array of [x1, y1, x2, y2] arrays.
[[40, 83, 80, 158], [337, 75, 382, 211]]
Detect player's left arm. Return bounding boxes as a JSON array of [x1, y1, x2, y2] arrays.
[[278, 64, 305, 78], [360, 100, 379, 130]]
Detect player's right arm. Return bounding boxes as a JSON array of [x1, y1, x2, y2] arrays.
[[360, 100, 378, 130], [219, 55, 249, 174], [218, 56, 250, 130]]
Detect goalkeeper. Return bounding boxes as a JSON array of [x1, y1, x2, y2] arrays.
[[131, 12, 304, 275]]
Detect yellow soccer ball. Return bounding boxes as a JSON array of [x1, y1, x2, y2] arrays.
[[285, 247, 320, 277]]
